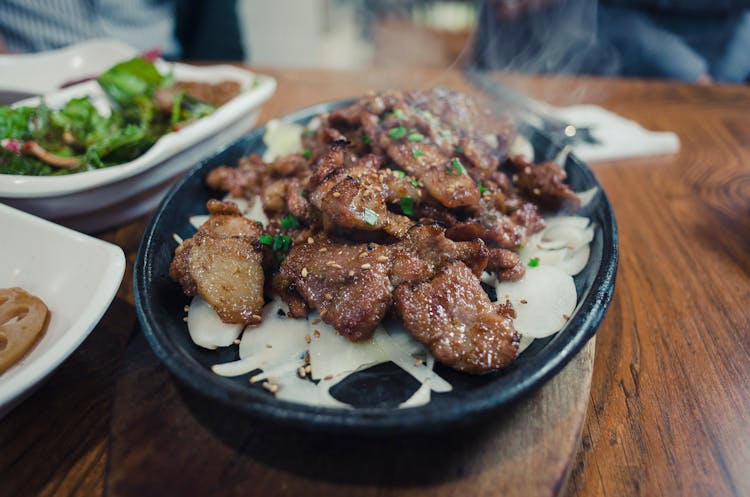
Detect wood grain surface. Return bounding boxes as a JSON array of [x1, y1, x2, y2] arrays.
[[1, 68, 748, 497]]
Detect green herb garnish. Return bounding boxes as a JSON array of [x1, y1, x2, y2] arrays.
[[362, 134, 371, 146], [259, 234, 274, 246], [412, 148, 424, 159], [411, 178, 419, 188], [281, 214, 300, 229], [528, 257, 540, 267], [450, 158, 466, 175], [362, 208, 379, 226], [456, 145, 464, 154], [304, 129, 314, 137], [388, 126, 407, 140], [407, 132, 424, 142], [478, 183, 488, 194], [273, 234, 293, 252], [400, 196, 414, 216], [393, 108, 404, 119], [393, 170, 406, 178], [302, 148, 312, 159]]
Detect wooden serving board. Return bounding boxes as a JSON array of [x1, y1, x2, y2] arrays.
[[104, 330, 595, 497]]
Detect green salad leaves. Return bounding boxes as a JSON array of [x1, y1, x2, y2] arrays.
[[0, 56, 217, 176]]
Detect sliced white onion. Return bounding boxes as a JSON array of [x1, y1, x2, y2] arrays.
[[496, 265, 577, 338], [576, 187, 599, 208], [510, 135, 534, 162], [517, 334, 535, 355], [262, 119, 304, 162], [187, 296, 245, 350], [308, 318, 386, 381], [189, 215, 209, 230], [557, 244, 590, 276], [238, 299, 309, 365]]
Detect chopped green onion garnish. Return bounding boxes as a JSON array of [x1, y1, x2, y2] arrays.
[[362, 208, 379, 226], [255, 221, 264, 228], [300, 189, 307, 197], [362, 134, 371, 146], [259, 233, 274, 246], [303, 148, 312, 159], [456, 145, 464, 153], [393, 108, 404, 119], [439, 129, 451, 138], [407, 132, 424, 142], [388, 126, 407, 140], [273, 234, 293, 252], [400, 196, 414, 216], [393, 170, 406, 178], [412, 148, 424, 158], [528, 257, 540, 267], [451, 158, 466, 175], [478, 183, 488, 194], [411, 178, 419, 187], [304, 129, 314, 137], [281, 214, 300, 229]]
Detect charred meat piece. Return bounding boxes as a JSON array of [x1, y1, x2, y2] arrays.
[[308, 143, 412, 237], [390, 224, 488, 287], [276, 236, 393, 341], [487, 248, 525, 282], [169, 200, 265, 324], [394, 261, 520, 374], [506, 156, 580, 211], [447, 196, 544, 250], [387, 142, 480, 209]]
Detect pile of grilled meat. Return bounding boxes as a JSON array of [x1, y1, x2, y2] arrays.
[[170, 88, 579, 374]]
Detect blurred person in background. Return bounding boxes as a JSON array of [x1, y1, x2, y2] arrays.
[[474, 0, 750, 83], [0, 0, 244, 60]]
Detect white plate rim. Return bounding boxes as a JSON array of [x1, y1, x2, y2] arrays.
[[0, 204, 126, 409]]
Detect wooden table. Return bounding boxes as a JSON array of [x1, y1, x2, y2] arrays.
[[1, 68, 748, 497]]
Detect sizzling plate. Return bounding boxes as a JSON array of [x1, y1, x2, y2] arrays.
[[134, 99, 618, 434]]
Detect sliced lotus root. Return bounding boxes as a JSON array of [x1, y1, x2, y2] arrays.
[[0, 288, 49, 374]]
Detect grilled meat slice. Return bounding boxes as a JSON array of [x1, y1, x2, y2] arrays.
[[394, 261, 520, 374], [169, 200, 265, 324], [276, 236, 393, 341], [506, 156, 580, 211]]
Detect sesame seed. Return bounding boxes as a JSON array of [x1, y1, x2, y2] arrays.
[[311, 318, 321, 325], [301, 267, 308, 277], [377, 255, 388, 262], [532, 188, 541, 195], [414, 358, 424, 366], [262, 382, 280, 393], [563, 314, 571, 320], [307, 237, 314, 244], [313, 330, 320, 338], [319, 247, 328, 252], [524, 166, 532, 174], [323, 374, 333, 381], [233, 338, 241, 345], [348, 270, 355, 277], [304, 335, 311, 344], [359, 251, 368, 258], [265, 344, 273, 348], [360, 263, 371, 269], [182, 317, 188, 322], [324, 293, 333, 300], [183, 305, 190, 312]]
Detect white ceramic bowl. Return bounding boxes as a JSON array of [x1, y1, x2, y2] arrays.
[[0, 40, 276, 232], [0, 203, 125, 416]]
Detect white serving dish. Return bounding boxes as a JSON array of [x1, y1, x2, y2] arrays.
[[0, 203, 125, 417], [0, 40, 276, 232]]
